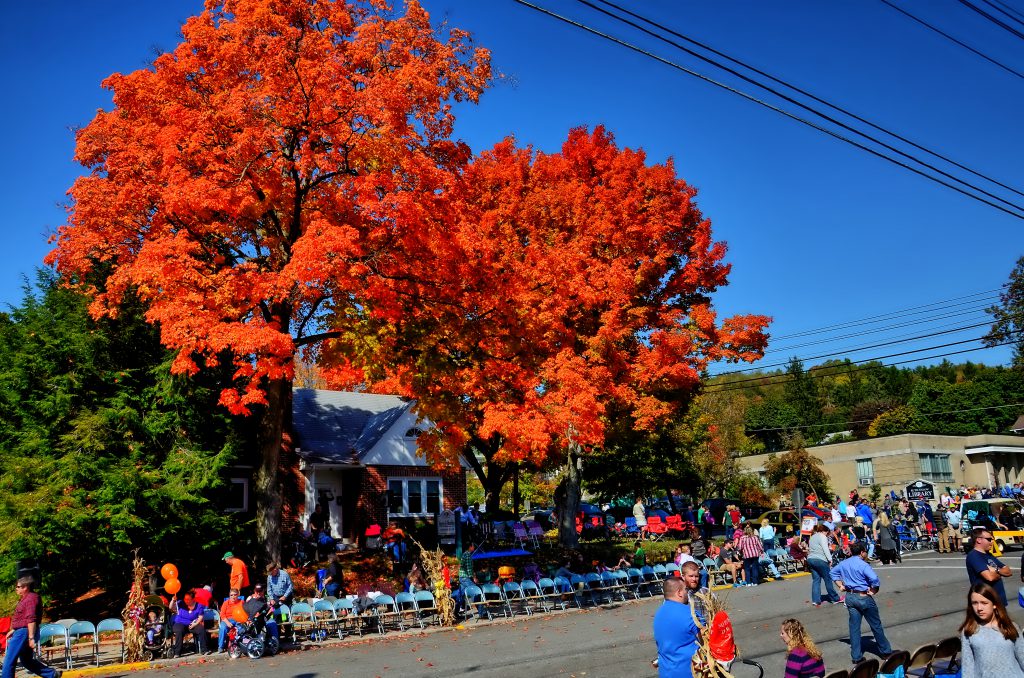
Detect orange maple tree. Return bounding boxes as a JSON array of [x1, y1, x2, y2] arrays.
[[320, 128, 770, 543], [47, 0, 490, 560]]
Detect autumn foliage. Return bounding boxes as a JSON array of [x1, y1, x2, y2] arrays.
[[323, 127, 770, 469]]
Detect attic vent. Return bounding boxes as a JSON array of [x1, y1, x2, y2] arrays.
[[404, 428, 422, 438]]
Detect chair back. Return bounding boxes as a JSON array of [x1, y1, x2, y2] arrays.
[[665, 563, 680, 578], [39, 623, 67, 646], [527, 522, 545, 537], [879, 649, 910, 673], [652, 564, 667, 577], [648, 515, 663, 527], [275, 603, 291, 621], [600, 571, 616, 585], [290, 602, 314, 619], [933, 636, 960, 659], [333, 598, 354, 615], [67, 620, 96, 645], [463, 585, 484, 605], [849, 658, 879, 678], [480, 583, 503, 599], [512, 522, 528, 538], [625, 517, 638, 530], [413, 590, 436, 607], [908, 643, 936, 668], [96, 618, 123, 634], [313, 599, 336, 620], [374, 594, 397, 610], [545, 577, 563, 594], [570, 574, 586, 589], [395, 592, 417, 612], [521, 580, 540, 595], [666, 515, 683, 528]]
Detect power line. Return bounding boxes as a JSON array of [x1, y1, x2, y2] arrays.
[[988, 0, 1024, 24], [705, 339, 1018, 394], [745, 401, 1024, 433], [711, 320, 995, 377], [588, 0, 1024, 202], [770, 288, 1001, 341], [705, 335, 1019, 392], [511, 0, 1024, 220], [957, 0, 1024, 40], [878, 0, 1024, 81], [759, 306, 994, 357], [979, 0, 1024, 29]]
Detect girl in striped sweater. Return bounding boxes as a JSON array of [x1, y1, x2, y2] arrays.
[[780, 618, 826, 678]]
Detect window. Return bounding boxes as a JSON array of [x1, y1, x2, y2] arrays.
[[920, 453, 953, 482], [856, 459, 874, 485], [225, 478, 249, 513], [404, 428, 422, 439], [387, 478, 443, 516]]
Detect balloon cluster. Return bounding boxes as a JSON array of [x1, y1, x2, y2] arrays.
[[161, 562, 180, 595]]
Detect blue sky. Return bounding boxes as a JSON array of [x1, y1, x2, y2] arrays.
[[1, 0, 1020, 370]]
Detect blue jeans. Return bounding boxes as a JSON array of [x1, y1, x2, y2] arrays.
[[758, 554, 780, 578], [845, 593, 892, 661], [218, 620, 240, 650], [2, 628, 60, 678], [807, 558, 839, 604], [742, 557, 760, 585]]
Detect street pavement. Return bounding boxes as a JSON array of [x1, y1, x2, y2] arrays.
[[98, 550, 1021, 678]]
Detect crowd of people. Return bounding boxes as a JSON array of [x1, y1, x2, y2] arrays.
[[651, 486, 1024, 678]]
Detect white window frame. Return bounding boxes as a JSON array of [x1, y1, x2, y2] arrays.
[[920, 453, 953, 482], [387, 477, 443, 517], [225, 477, 249, 513], [856, 458, 874, 485]]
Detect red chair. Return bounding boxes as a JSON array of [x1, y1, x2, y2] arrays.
[[647, 516, 669, 541]]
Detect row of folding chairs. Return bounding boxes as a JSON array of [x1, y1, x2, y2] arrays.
[[37, 618, 125, 669], [285, 591, 443, 640], [822, 636, 960, 678], [492, 521, 547, 548]]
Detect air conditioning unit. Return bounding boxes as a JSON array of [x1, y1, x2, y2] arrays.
[[858, 477, 874, 487]]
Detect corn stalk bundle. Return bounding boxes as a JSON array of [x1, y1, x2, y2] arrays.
[[689, 590, 735, 678], [410, 537, 457, 626], [122, 551, 148, 662]]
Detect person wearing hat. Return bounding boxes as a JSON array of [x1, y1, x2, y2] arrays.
[[223, 552, 250, 593], [243, 585, 279, 647]]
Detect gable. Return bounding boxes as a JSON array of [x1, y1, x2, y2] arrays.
[[292, 389, 412, 465]]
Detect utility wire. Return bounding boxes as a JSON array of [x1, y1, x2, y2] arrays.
[[957, 0, 1024, 39], [988, 0, 1024, 24], [879, 0, 1024, 81], [768, 288, 1000, 340], [705, 333, 1020, 391], [745, 401, 1024, 433], [979, 0, 1024, 29], [760, 306, 994, 357], [589, 0, 1024, 202], [511, 0, 1024, 220], [704, 338, 1018, 394], [711, 320, 995, 377]]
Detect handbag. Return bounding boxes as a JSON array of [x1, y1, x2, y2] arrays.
[[878, 667, 905, 678]]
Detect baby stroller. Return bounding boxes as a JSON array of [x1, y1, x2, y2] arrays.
[[140, 595, 171, 660], [227, 607, 279, 659]]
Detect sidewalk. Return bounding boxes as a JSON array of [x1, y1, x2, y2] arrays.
[[64, 568, 816, 677]]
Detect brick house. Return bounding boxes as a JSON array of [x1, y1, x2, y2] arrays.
[[280, 388, 467, 544]]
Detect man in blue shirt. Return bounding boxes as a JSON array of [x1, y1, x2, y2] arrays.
[[855, 500, 874, 526], [966, 527, 1011, 605], [830, 542, 892, 664], [652, 577, 699, 677]]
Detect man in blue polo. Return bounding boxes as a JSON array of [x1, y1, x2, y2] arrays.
[[652, 576, 699, 677], [830, 542, 892, 664]]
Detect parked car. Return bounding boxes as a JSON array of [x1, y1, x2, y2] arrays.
[[521, 508, 555, 530], [754, 509, 801, 534]]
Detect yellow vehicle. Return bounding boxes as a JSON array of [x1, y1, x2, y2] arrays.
[[963, 498, 1024, 555]]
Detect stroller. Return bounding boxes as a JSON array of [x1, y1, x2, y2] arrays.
[[140, 595, 172, 660], [228, 606, 279, 659]]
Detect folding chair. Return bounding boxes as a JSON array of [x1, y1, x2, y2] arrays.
[[95, 618, 125, 665], [67, 620, 97, 668], [879, 649, 909, 675], [849, 658, 879, 678], [614, 569, 638, 600], [569, 574, 592, 606], [333, 597, 362, 637], [584, 573, 609, 605], [906, 642, 936, 677], [664, 563, 681, 579], [544, 577, 572, 610], [626, 568, 648, 597], [288, 602, 317, 642], [502, 582, 533, 616], [413, 590, 440, 626], [624, 517, 640, 536], [463, 584, 486, 620], [526, 521, 545, 546], [38, 623, 69, 669], [312, 599, 339, 640], [520, 579, 549, 613], [929, 635, 961, 675], [642, 565, 663, 594], [395, 592, 422, 628], [273, 604, 291, 642], [647, 516, 668, 542], [371, 595, 405, 633], [512, 522, 530, 549], [480, 583, 512, 619]]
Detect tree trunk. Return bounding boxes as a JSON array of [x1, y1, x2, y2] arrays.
[[254, 377, 291, 568], [558, 441, 582, 548], [513, 465, 521, 516]]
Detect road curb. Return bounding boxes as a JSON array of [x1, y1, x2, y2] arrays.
[[64, 661, 152, 677]]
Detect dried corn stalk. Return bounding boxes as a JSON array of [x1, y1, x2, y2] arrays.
[[122, 551, 148, 662], [410, 538, 457, 626], [689, 589, 735, 678]]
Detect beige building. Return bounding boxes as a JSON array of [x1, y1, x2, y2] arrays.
[[737, 433, 1024, 497]]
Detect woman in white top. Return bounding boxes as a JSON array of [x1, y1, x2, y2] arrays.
[[758, 519, 777, 552], [960, 581, 1024, 677]]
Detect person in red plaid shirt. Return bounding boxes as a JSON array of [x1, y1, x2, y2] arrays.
[[736, 525, 765, 586]]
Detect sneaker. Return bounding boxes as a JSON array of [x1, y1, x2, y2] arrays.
[[775, 576, 785, 581], [732, 583, 742, 588], [836, 595, 846, 604], [811, 602, 823, 607]]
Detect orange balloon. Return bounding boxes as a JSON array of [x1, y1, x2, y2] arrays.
[[160, 563, 179, 580], [165, 578, 181, 595]]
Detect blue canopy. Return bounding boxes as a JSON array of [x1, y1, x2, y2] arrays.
[[471, 548, 533, 559]]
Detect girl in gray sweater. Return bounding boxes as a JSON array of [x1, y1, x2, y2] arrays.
[[960, 581, 1024, 678]]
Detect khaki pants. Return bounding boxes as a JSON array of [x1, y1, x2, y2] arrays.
[[944, 526, 960, 552], [937, 526, 949, 552]]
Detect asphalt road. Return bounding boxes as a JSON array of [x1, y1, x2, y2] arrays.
[[121, 550, 1022, 678]]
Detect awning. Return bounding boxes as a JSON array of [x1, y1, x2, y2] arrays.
[[472, 548, 533, 559]]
